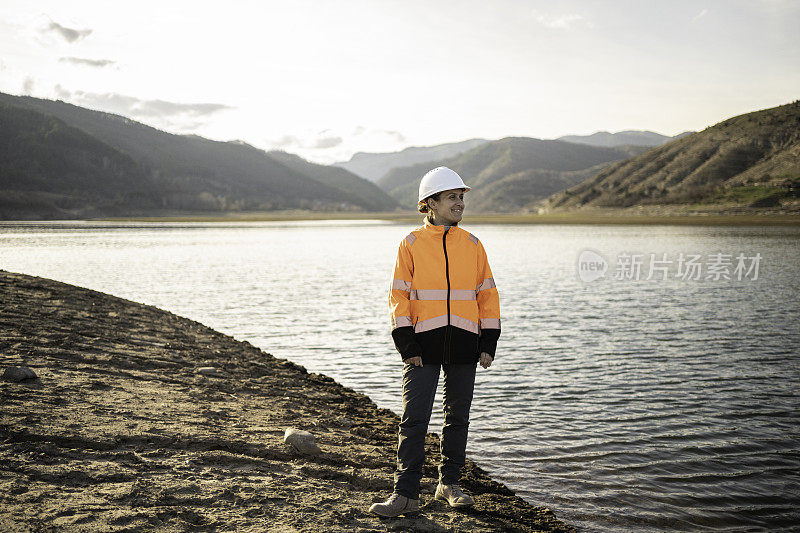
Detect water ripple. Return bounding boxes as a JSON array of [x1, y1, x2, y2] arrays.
[[2, 222, 799, 532]]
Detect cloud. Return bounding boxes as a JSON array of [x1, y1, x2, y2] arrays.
[[130, 99, 232, 118], [385, 130, 406, 143], [54, 85, 232, 119], [272, 135, 303, 148], [45, 21, 92, 43], [531, 10, 592, 30], [267, 127, 407, 162], [22, 76, 34, 95], [691, 8, 709, 22], [352, 126, 406, 143], [174, 121, 206, 131], [270, 133, 343, 150], [312, 136, 343, 149], [52, 85, 232, 132], [59, 57, 116, 68]]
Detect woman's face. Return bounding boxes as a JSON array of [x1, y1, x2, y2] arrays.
[[429, 188, 465, 225]]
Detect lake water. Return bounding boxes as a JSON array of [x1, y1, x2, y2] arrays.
[[2, 220, 799, 532]]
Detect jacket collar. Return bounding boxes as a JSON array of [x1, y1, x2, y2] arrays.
[[422, 215, 459, 235]]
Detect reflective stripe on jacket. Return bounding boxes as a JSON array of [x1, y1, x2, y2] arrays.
[[389, 216, 501, 364]]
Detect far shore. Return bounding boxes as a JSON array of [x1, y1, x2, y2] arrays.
[[89, 209, 800, 226]]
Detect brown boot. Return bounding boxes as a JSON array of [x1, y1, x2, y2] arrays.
[[435, 483, 474, 508], [368, 493, 420, 517]]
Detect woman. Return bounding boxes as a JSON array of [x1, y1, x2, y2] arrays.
[[369, 167, 501, 517]]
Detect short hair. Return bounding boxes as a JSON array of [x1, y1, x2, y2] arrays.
[[417, 192, 442, 213]]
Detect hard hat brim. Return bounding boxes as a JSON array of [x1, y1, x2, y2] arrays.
[[418, 186, 470, 203]]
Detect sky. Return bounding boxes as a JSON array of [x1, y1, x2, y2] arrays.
[[1, 0, 798, 164]]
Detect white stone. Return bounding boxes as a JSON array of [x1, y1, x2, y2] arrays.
[[196, 366, 221, 376], [284, 427, 322, 456]]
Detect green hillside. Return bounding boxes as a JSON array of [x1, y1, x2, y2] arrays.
[[0, 104, 160, 219], [378, 137, 648, 211], [0, 92, 396, 218], [545, 100, 800, 211]]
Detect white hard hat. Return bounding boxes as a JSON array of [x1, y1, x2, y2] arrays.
[[418, 167, 470, 203]]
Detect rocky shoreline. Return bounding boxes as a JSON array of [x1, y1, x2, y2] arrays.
[[0, 270, 574, 532]]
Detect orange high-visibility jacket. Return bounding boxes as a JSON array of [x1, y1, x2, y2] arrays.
[[389, 217, 501, 364]]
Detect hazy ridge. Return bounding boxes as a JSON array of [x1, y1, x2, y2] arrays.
[[267, 150, 398, 211], [0, 92, 397, 219], [556, 130, 693, 148], [2, 90, 797, 219], [333, 139, 488, 182], [377, 137, 649, 211]]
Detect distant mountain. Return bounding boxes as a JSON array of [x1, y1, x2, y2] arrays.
[[556, 130, 693, 148], [0, 104, 158, 219], [0, 92, 398, 219], [334, 138, 488, 182], [377, 137, 649, 212], [545, 101, 800, 211], [267, 150, 397, 211]]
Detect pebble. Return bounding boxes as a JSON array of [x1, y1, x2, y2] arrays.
[[332, 416, 355, 428], [196, 366, 221, 376], [2, 366, 37, 382], [284, 427, 322, 456]]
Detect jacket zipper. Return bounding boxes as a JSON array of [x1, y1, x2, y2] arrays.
[[443, 227, 451, 364]]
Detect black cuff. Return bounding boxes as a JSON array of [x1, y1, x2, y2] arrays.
[[392, 326, 422, 361], [478, 327, 500, 358]]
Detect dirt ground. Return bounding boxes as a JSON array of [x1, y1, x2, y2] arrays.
[[0, 270, 574, 532]]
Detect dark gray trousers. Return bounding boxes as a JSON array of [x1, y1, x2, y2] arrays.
[[393, 363, 477, 499]]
